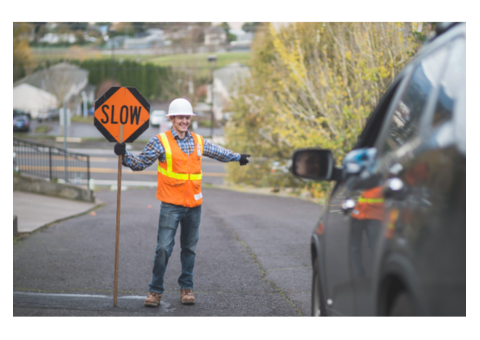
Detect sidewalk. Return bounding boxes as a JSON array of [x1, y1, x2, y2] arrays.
[[13, 191, 102, 233]]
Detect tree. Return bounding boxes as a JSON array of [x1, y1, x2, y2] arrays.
[[132, 22, 150, 34], [219, 22, 237, 42], [242, 22, 263, 33], [95, 22, 110, 27], [67, 22, 88, 31], [13, 22, 35, 82], [225, 22, 425, 196], [111, 22, 134, 37], [74, 30, 86, 44], [55, 23, 72, 34]]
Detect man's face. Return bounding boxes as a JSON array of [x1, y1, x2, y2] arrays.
[[169, 115, 191, 133]]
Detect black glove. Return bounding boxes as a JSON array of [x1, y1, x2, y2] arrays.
[[239, 154, 250, 166], [114, 142, 126, 156]]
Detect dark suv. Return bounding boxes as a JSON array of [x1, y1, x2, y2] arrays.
[[292, 23, 465, 316]]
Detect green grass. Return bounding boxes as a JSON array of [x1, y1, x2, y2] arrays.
[[33, 47, 251, 71], [71, 116, 94, 124], [34, 125, 52, 133], [149, 51, 251, 69]]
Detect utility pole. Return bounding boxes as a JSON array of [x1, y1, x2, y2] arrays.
[[207, 55, 217, 139], [63, 100, 68, 183], [81, 91, 87, 119], [112, 39, 115, 82]]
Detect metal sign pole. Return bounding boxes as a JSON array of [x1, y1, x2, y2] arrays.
[[113, 125, 123, 306], [63, 101, 68, 182]]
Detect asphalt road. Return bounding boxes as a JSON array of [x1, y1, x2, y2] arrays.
[[13, 188, 321, 316]]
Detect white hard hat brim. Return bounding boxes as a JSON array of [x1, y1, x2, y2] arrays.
[[165, 112, 197, 116]]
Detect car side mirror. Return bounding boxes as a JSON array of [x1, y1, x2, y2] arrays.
[[291, 149, 340, 181]]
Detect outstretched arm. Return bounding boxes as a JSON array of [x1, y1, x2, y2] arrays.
[[203, 139, 250, 165], [114, 136, 165, 171]]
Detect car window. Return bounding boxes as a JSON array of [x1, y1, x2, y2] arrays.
[[353, 78, 402, 150], [431, 38, 465, 128], [383, 46, 449, 154]]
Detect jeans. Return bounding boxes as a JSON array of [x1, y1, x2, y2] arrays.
[[149, 202, 202, 294]]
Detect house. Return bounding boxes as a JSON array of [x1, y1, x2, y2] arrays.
[[39, 33, 76, 44], [13, 62, 89, 116], [106, 35, 129, 49], [209, 62, 251, 120], [13, 83, 58, 118], [229, 29, 254, 51], [124, 29, 166, 49], [204, 26, 227, 46]]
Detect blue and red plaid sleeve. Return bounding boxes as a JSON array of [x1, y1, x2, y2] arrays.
[[122, 136, 165, 171], [203, 139, 241, 163]]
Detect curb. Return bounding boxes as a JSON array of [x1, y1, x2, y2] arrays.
[[13, 199, 105, 241]]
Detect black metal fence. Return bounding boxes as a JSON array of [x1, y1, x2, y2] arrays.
[[13, 138, 90, 186]]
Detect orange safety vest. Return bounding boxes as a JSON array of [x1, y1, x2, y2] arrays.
[[351, 186, 385, 221], [156, 130, 204, 208]]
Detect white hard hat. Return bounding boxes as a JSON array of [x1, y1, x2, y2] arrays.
[[166, 98, 196, 116]]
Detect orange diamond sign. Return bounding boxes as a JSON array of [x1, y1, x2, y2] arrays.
[[94, 87, 150, 143]]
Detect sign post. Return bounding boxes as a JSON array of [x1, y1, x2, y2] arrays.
[[113, 125, 123, 307], [94, 87, 150, 306]]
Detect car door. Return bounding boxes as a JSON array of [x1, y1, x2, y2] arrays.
[[378, 37, 466, 315], [321, 76, 405, 316], [359, 41, 453, 315], [324, 40, 451, 316]]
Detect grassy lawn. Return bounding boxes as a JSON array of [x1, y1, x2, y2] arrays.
[[149, 51, 251, 69], [33, 47, 251, 71], [32, 47, 157, 64], [71, 116, 94, 124], [34, 125, 52, 133], [34, 48, 251, 69]]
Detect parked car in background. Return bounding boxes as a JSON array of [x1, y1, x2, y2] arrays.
[[37, 108, 60, 122], [13, 109, 31, 120], [13, 115, 30, 132], [291, 23, 465, 316], [149, 110, 167, 127]]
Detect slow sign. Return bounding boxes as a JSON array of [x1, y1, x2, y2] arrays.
[[93, 86, 150, 307], [94, 87, 150, 143]]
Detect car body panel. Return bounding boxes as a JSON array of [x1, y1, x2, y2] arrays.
[[307, 23, 465, 316]]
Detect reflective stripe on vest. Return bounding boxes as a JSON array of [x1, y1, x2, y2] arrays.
[[158, 132, 203, 180]]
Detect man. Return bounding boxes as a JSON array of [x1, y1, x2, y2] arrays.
[[113, 98, 250, 307]]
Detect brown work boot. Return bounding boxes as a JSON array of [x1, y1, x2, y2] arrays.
[[180, 289, 196, 304], [144, 292, 162, 307]]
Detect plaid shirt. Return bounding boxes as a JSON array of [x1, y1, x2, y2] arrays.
[[122, 128, 240, 171]]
